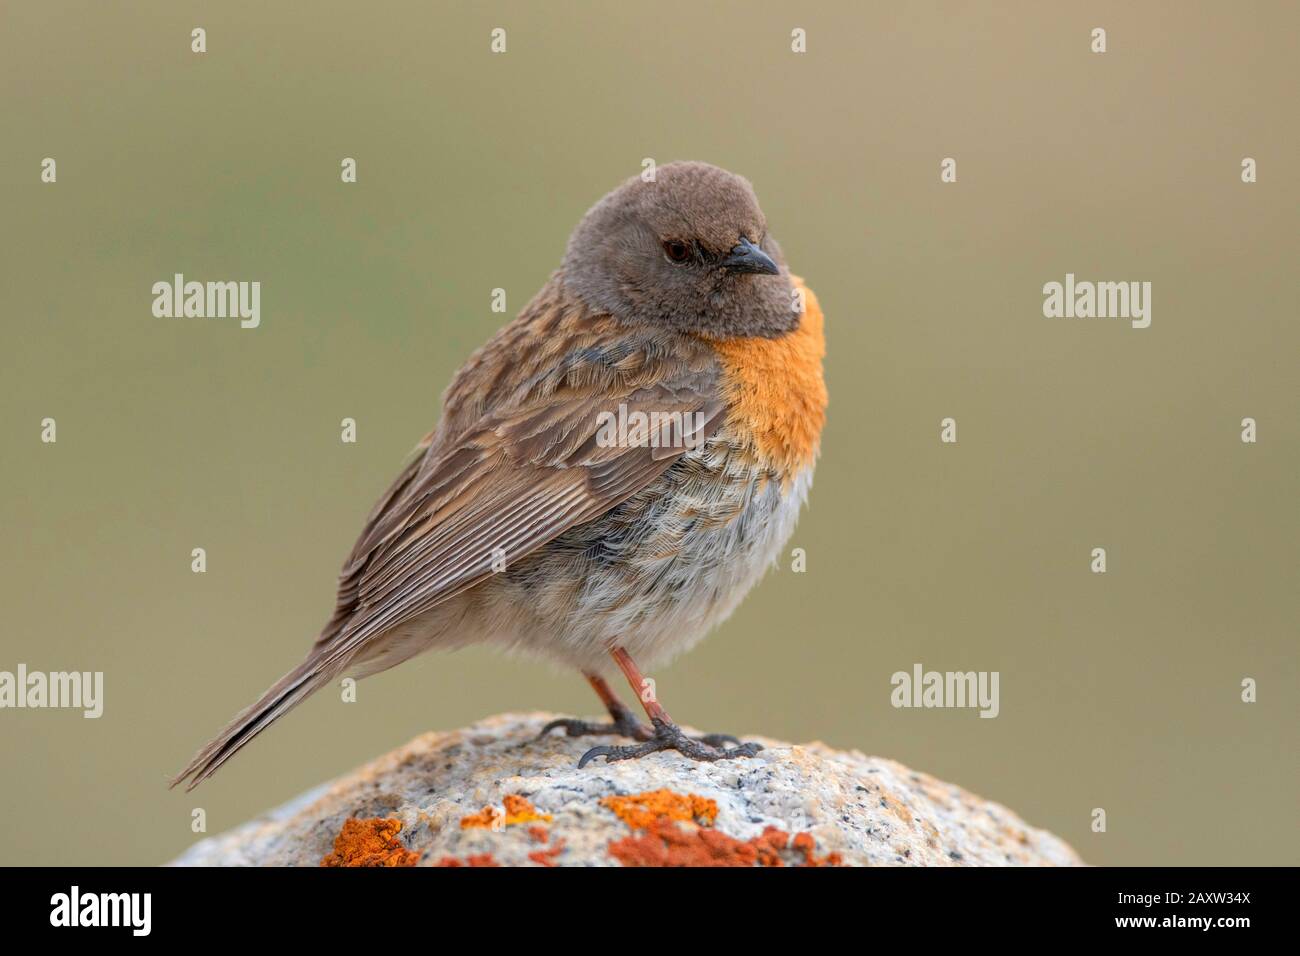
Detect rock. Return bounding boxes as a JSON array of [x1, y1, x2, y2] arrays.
[[168, 712, 1083, 867]]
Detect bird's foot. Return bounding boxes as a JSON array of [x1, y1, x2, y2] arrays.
[[537, 702, 653, 742], [578, 717, 763, 768]]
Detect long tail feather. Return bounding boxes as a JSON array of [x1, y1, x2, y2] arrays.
[[169, 655, 335, 792]]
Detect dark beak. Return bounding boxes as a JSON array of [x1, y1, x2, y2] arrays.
[[721, 237, 780, 275]]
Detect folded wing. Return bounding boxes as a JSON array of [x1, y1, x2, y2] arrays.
[[316, 314, 725, 667]]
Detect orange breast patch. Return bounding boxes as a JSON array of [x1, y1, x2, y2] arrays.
[[709, 276, 827, 474]]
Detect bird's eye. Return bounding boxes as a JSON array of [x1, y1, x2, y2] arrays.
[[662, 239, 692, 263]]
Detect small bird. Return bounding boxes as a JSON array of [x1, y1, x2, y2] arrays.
[[171, 162, 827, 791]]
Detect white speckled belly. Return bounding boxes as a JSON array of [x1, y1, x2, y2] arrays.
[[475, 434, 816, 673]]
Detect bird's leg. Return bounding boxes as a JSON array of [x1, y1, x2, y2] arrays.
[[577, 646, 763, 767], [538, 672, 654, 742]]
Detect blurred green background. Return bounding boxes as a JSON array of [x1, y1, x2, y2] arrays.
[[2, 1, 1295, 866]]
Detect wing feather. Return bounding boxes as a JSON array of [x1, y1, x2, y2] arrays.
[[315, 294, 724, 665]]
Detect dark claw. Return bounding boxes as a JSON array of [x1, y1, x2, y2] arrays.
[[696, 733, 741, 748], [536, 712, 653, 743], [537, 717, 607, 740], [578, 745, 617, 769], [577, 718, 763, 767]]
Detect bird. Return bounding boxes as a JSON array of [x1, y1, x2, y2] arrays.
[[170, 161, 827, 791]]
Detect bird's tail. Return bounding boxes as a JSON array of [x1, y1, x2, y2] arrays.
[[169, 654, 336, 792]]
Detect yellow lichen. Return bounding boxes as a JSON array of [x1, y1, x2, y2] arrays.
[[600, 789, 719, 830], [459, 793, 552, 829]]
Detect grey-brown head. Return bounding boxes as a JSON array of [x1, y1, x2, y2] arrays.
[[562, 162, 797, 339]]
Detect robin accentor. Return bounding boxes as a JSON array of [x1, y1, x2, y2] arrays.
[[172, 161, 827, 790]]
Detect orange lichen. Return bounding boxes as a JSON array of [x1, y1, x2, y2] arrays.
[[600, 789, 719, 830], [460, 794, 552, 829], [434, 853, 500, 867], [528, 838, 566, 867], [751, 827, 791, 867], [792, 831, 843, 867], [527, 825, 550, 844], [320, 817, 420, 867], [608, 820, 841, 868]]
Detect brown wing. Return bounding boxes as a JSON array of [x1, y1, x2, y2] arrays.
[[314, 284, 723, 668], [169, 283, 723, 792]]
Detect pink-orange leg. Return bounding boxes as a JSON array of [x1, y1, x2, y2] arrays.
[[576, 646, 762, 767], [537, 671, 654, 742], [609, 646, 672, 723]]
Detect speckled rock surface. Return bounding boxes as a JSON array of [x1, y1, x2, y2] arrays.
[[168, 712, 1083, 867]]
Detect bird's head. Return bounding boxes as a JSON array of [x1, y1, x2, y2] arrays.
[[563, 161, 797, 339]]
